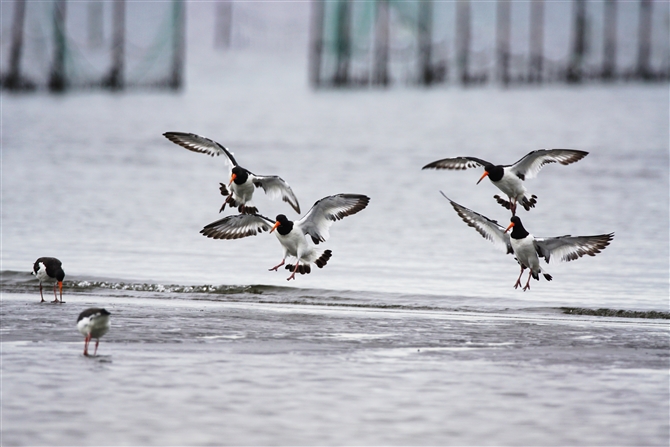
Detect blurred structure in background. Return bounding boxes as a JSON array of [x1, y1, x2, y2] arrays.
[[309, 0, 670, 87], [1, 0, 185, 92]]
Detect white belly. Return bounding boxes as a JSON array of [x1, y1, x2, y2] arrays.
[[232, 181, 255, 204], [275, 230, 316, 263], [35, 263, 52, 283], [511, 236, 540, 273], [77, 315, 111, 339], [497, 171, 526, 200]]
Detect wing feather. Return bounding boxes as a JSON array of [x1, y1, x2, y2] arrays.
[[440, 192, 513, 254], [251, 175, 301, 214], [296, 194, 370, 244], [535, 233, 613, 263], [422, 157, 490, 171], [200, 214, 273, 240], [163, 132, 238, 169], [510, 149, 588, 180]]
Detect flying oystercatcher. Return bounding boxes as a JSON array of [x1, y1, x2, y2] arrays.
[[163, 132, 300, 215], [442, 193, 613, 291], [423, 149, 588, 215], [200, 194, 370, 281], [32, 257, 65, 303], [77, 308, 111, 356]]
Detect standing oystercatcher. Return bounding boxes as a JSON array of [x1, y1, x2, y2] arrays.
[[32, 257, 65, 303], [163, 132, 301, 215], [442, 193, 614, 291], [77, 308, 111, 356], [423, 149, 588, 215], [200, 194, 370, 281]]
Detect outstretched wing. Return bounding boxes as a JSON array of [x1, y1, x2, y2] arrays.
[[510, 149, 588, 180], [422, 156, 490, 171], [296, 194, 370, 244], [163, 132, 239, 170], [535, 233, 613, 263], [251, 175, 301, 214], [441, 192, 513, 254], [200, 214, 273, 240]]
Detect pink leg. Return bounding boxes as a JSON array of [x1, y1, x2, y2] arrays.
[[286, 263, 299, 281], [269, 258, 285, 271], [514, 266, 526, 289], [511, 198, 517, 216], [93, 339, 100, 356], [39, 283, 45, 303], [84, 334, 91, 356], [51, 283, 59, 303], [523, 271, 533, 291]]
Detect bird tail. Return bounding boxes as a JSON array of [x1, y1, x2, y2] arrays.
[[285, 264, 311, 275], [520, 194, 538, 211], [315, 250, 332, 268], [531, 268, 552, 282], [285, 250, 332, 275]]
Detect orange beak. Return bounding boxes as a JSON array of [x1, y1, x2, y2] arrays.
[[228, 173, 237, 186], [504, 222, 514, 233], [270, 221, 280, 233], [477, 171, 489, 185]]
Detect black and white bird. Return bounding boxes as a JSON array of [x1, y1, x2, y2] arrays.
[[163, 132, 300, 215], [200, 194, 370, 281], [32, 257, 65, 303], [442, 193, 613, 291], [423, 149, 589, 215], [77, 308, 111, 356]]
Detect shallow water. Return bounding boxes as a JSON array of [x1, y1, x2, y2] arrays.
[[2, 17, 669, 446], [2, 290, 668, 446]]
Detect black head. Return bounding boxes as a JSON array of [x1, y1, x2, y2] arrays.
[[506, 216, 529, 239], [230, 166, 249, 185], [477, 163, 504, 184], [271, 214, 293, 236]]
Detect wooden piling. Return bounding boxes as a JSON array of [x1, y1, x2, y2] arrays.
[[566, 0, 586, 83], [496, 0, 511, 85], [456, 0, 471, 85], [308, 0, 325, 87], [333, 0, 352, 86], [170, 0, 185, 89], [106, 0, 125, 90], [418, 0, 434, 85], [636, 0, 652, 79], [5, 0, 27, 90], [528, 0, 544, 83], [602, 0, 617, 80], [49, 0, 67, 92]]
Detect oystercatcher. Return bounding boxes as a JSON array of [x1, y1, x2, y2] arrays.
[[77, 308, 111, 356], [163, 132, 300, 214], [200, 194, 370, 281], [32, 257, 65, 303], [442, 193, 613, 291], [423, 149, 588, 214]]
